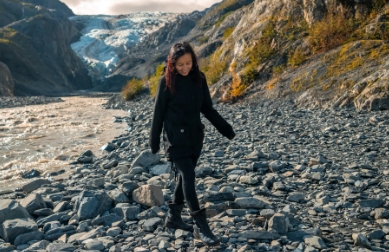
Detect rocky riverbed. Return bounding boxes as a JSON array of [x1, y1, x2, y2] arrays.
[[1, 93, 389, 252]]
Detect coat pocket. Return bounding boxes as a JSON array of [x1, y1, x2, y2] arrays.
[[171, 125, 191, 147]]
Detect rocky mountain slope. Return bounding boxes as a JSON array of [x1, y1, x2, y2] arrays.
[[0, 61, 14, 96], [104, 0, 389, 111], [0, 0, 92, 95]]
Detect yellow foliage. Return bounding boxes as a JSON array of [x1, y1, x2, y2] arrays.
[[148, 63, 165, 97], [229, 60, 247, 99], [309, 8, 360, 53], [288, 48, 306, 67], [200, 48, 227, 85], [266, 78, 279, 90], [122, 78, 144, 100], [272, 65, 285, 75], [223, 27, 235, 39]]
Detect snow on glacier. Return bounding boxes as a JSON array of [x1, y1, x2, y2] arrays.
[[69, 12, 180, 82]]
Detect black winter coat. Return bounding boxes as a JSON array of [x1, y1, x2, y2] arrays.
[[149, 72, 235, 160]]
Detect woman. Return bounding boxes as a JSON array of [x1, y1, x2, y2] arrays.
[[149, 41, 235, 246]]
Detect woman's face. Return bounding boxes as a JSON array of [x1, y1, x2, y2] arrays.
[[175, 53, 193, 76]]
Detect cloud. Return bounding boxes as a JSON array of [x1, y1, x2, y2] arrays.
[[60, 0, 221, 15]]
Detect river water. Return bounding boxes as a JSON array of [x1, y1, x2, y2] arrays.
[[0, 96, 128, 191]]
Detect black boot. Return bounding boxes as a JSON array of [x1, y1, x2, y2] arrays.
[[191, 208, 220, 246], [165, 201, 193, 231]]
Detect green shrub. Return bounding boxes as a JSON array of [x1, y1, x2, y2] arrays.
[[148, 62, 165, 97], [122, 78, 143, 100], [288, 48, 306, 67], [272, 64, 286, 75], [309, 8, 360, 53], [215, 11, 233, 27], [200, 48, 227, 85], [223, 27, 235, 39]]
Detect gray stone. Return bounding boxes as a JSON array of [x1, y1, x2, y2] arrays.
[[0, 200, 31, 225], [235, 197, 266, 209], [374, 208, 389, 219], [268, 213, 289, 234], [107, 227, 122, 236], [149, 163, 171, 175], [260, 209, 275, 219], [142, 217, 163, 232], [195, 166, 213, 177], [129, 166, 146, 175], [28, 240, 50, 250], [2, 218, 38, 243], [20, 194, 47, 216], [53, 201, 69, 213], [226, 209, 246, 217], [34, 208, 54, 216], [37, 213, 67, 226], [91, 213, 123, 226], [113, 205, 141, 221], [83, 239, 105, 250], [21, 179, 51, 193], [109, 189, 130, 204], [214, 150, 224, 157], [269, 160, 287, 172], [46, 243, 75, 252], [368, 229, 385, 240], [358, 199, 384, 208], [44, 225, 77, 241], [121, 181, 139, 196], [0, 243, 15, 252], [240, 230, 280, 240], [147, 176, 165, 188], [352, 233, 371, 249], [287, 193, 305, 202], [74, 190, 114, 220], [304, 235, 327, 249], [13, 230, 43, 246], [132, 150, 160, 168], [239, 176, 259, 185]]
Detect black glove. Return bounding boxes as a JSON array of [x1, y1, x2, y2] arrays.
[[220, 124, 235, 140], [228, 130, 236, 140]]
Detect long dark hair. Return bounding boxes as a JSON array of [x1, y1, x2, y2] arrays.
[[165, 41, 203, 94]]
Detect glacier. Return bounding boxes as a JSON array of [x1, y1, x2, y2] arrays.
[[69, 12, 180, 83]]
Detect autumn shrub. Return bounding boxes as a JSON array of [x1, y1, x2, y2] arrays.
[[309, 8, 360, 53], [122, 78, 143, 100], [272, 64, 286, 75], [200, 48, 227, 85], [223, 27, 235, 39], [229, 61, 247, 99], [288, 48, 306, 67], [148, 62, 165, 97]]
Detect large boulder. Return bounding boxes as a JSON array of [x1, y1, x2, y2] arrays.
[[2, 218, 38, 244], [0, 200, 31, 222], [0, 200, 31, 239], [20, 194, 47, 216], [132, 150, 160, 169], [132, 185, 164, 207], [74, 190, 114, 221], [0, 62, 14, 96], [21, 179, 51, 193]]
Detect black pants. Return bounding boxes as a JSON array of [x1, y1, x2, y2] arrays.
[[172, 156, 200, 211]]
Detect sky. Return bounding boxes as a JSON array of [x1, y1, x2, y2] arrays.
[[60, 0, 222, 15]]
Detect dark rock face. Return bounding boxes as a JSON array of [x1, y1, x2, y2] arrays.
[[0, 0, 74, 27], [0, 62, 14, 96], [0, 0, 91, 95]]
